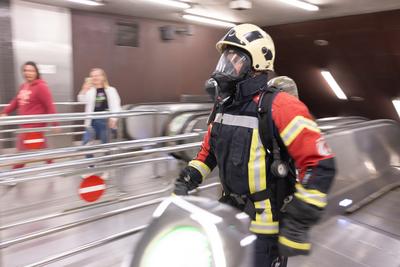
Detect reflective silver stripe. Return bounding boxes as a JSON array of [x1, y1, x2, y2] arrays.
[[188, 160, 211, 179], [214, 113, 258, 129], [260, 206, 267, 221]]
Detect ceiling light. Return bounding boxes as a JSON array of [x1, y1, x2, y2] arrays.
[[392, 99, 400, 118], [278, 0, 319, 11], [229, 0, 252, 10], [321, 70, 347, 100], [145, 0, 191, 9], [183, 14, 236, 28], [185, 8, 236, 23], [66, 0, 104, 6], [349, 96, 364, 101]]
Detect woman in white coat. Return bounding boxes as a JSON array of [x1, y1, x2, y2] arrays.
[[78, 68, 121, 146]]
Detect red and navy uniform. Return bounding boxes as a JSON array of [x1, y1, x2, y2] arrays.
[[186, 78, 335, 235]]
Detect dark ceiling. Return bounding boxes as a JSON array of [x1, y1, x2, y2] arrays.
[[264, 9, 400, 121]]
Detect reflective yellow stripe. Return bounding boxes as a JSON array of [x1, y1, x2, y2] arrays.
[[280, 116, 320, 146], [249, 129, 275, 229], [295, 183, 327, 208], [259, 136, 267, 191], [255, 201, 264, 223], [188, 160, 211, 180], [296, 183, 326, 197], [295, 193, 327, 208], [255, 199, 273, 224], [279, 236, 311, 250], [248, 129, 258, 193], [250, 221, 279, 234], [249, 129, 268, 194]]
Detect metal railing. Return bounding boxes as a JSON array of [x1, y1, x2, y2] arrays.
[[0, 133, 206, 230], [0, 182, 221, 249], [0, 105, 213, 265], [0, 124, 86, 143], [23, 183, 222, 267], [0, 102, 85, 108], [0, 105, 215, 127], [0, 197, 164, 249], [0, 141, 201, 185], [0, 108, 209, 145], [0, 132, 205, 167], [24, 225, 148, 267], [0, 109, 169, 147], [0, 110, 169, 126], [0, 176, 174, 231], [0, 124, 85, 134]]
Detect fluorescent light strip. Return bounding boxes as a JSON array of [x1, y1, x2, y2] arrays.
[[278, 0, 319, 11], [185, 8, 236, 23], [393, 99, 400, 118], [183, 14, 236, 28], [146, 0, 191, 9], [67, 0, 103, 6], [321, 71, 348, 100]]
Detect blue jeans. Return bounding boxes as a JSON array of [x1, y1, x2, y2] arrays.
[[83, 119, 109, 145], [82, 119, 109, 160]]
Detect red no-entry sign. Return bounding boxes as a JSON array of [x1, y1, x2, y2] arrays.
[[79, 175, 106, 202]]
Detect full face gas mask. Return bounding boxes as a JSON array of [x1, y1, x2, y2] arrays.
[[205, 47, 251, 101]]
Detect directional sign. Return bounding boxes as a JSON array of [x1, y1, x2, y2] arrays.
[[79, 175, 106, 202]]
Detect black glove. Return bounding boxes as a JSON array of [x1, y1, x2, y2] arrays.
[[278, 195, 323, 257], [173, 166, 202, 196]]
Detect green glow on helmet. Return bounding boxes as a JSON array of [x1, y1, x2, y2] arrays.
[[140, 226, 213, 267]]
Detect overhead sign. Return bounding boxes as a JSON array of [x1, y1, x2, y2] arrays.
[[79, 175, 106, 202]]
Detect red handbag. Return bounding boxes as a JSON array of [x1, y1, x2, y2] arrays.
[[22, 132, 46, 150]]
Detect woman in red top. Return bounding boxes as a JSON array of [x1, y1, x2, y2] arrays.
[[1, 61, 58, 168]]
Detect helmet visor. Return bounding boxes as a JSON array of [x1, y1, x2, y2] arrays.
[[213, 48, 251, 79]]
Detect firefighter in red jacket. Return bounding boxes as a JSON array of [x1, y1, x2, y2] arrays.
[[173, 24, 336, 267]]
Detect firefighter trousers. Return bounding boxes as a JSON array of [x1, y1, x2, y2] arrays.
[[254, 235, 288, 267]]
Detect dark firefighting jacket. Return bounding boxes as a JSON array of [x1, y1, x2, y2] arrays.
[[188, 75, 335, 235]]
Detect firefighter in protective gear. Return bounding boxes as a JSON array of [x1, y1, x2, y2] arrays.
[[174, 24, 336, 267]]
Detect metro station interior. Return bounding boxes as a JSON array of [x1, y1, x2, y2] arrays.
[[0, 0, 399, 266]]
